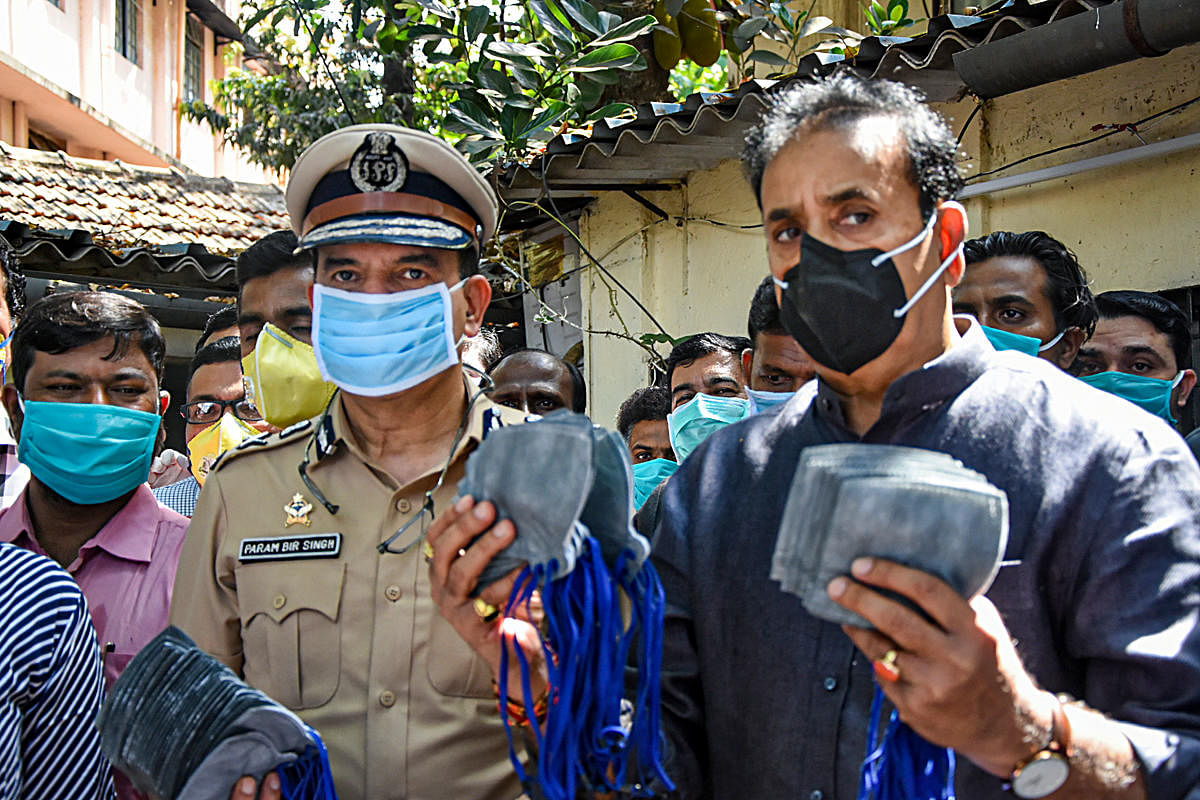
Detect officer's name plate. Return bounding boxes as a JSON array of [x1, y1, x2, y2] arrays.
[[238, 533, 342, 562]]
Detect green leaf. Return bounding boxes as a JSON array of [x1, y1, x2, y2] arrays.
[[567, 42, 643, 71], [587, 14, 654, 47], [487, 40, 552, 60], [796, 15, 832, 37], [528, 0, 577, 44], [410, 0, 453, 20], [465, 4, 489, 40], [499, 105, 534, 142], [557, 0, 603, 37], [519, 100, 569, 138], [734, 16, 770, 40], [446, 99, 500, 137], [242, 3, 280, 31], [597, 10, 622, 33], [744, 49, 790, 67], [890, 2, 904, 22], [585, 101, 632, 122], [475, 67, 514, 96]]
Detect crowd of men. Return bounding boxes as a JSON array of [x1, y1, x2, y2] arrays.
[[1, 72, 1199, 800]]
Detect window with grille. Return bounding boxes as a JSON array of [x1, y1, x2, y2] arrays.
[[115, 0, 139, 64], [184, 17, 204, 102]]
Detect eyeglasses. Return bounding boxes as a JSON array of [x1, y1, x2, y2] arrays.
[[180, 398, 263, 425]]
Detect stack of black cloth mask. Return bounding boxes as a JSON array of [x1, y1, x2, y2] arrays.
[[772, 443, 1008, 627], [97, 626, 337, 800], [772, 443, 1009, 800], [458, 410, 671, 800]]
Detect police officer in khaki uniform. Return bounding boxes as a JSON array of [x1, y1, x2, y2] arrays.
[[171, 124, 528, 800]]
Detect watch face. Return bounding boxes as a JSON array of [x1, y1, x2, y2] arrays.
[[1011, 752, 1070, 799]]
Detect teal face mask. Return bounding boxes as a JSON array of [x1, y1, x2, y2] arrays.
[[746, 387, 795, 414], [632, 458, 678, 509], [667, 393, 752, 462], [1079, 370, 1184, 424], [981, 325, 1066, 357], [18, 399, 160, 504]]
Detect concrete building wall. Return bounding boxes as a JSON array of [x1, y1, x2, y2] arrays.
[[0, 0, 269, 181], [576, 42, 1200, 426]]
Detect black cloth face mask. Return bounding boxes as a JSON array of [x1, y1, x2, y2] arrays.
[[773, 212, 959, 375]]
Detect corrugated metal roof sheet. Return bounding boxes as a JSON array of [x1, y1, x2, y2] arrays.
[[499, 0, 1108, 204]]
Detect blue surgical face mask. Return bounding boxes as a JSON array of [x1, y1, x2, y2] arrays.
[[667, 393, 752, 462], [312, 280, 465, 397], [1079, 370, 1184, 424], [17, 399, 160, 505], [981, 325, 1066, 357], [746, 387, 795, 414], [632, 457, 678, 509]]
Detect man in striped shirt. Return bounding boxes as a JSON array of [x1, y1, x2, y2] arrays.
[[0, 542, 113, 798]]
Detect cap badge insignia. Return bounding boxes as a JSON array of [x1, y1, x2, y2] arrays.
[[349, 132, 409, 193], [284, 493, 314, 528]]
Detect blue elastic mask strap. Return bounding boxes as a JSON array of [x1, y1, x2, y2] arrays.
[[858, 684, 956, 800]]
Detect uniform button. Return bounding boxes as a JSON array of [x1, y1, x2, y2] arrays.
[[809, 791, 823, 800], [823, 676, 837, 692], [379, 690, 396, 708], [385, 584, 401, 602], [396, 498, 412, 513], [272, 594, 286, 609]]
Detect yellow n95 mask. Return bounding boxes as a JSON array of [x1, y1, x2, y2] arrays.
[[188, 413, 259, 486], [242, 323, 337, 429]]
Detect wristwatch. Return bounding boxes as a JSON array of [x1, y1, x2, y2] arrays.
[[1009, 693, 1072, 798]]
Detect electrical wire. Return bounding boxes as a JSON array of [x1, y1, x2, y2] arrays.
[[965, 93, 1200, 182], [956, 101, 982, 145], [526, 168, 673, 337]]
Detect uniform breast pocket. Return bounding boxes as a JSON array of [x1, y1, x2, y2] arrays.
[[426, 606, 496, 699], [235, 560, 345, 709]]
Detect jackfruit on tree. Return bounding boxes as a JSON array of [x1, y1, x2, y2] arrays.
[[652, 0, 683, 71], [679, 0, 721, 67]]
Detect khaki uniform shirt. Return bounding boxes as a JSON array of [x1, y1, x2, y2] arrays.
[[170, 391, 527, 800]]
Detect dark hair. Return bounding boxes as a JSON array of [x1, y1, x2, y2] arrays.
[[964, 231, 1099, 338], [747, 275, 785, 343], [487, 347, 586, 413], [11, 291, 166, 392], [743, 72, 963, 218], [0, 236, 26, 320], [616, 386, 671, 443], [1096, 290, 1192, 370], [189, 335, 242, 382], [237, 231, 307, 293], [666, 332, 752, 387], [197, 304, 239, 352]]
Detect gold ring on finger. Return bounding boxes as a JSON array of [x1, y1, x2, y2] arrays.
[[473, 598, 500, 623]]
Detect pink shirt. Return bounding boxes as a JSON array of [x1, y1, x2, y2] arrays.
[[0, 483, 189, 688]]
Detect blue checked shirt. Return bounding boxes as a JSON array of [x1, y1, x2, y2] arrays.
[[0, 543, 114, 798], [152, 476, 201, 518]]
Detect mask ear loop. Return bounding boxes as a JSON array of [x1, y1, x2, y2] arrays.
[[1037, 329, 1068, 352], [889, 206, 966, 319]]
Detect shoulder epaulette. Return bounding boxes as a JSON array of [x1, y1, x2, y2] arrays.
[[210, 419, 314, 473]]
